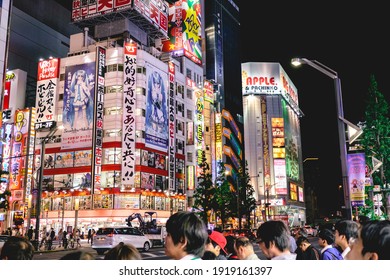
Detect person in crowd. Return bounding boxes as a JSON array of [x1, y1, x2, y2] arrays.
[[87, 228, 92, 244], [334, 219, 359, 259], [287, 228, 297, 253], [90, 228, 96, 245], [256, 220, 296, 260], [39, 227, 47, 250], [59, 250, 95, 260], [347, 220, 390, 260], [357, 215, 370, 225], [0, 236, 35, 260], [296, 236, 320, 260], [104, 242, 142, 260], [201, 250, 217, 260], [294, 228, 309, 259], [318, 228, 343, 260], [204, 230, 227, 260], [225, 235, 239, 260], [47, 228, 56, 250], [62, 230, 68, 249], [27, 226, 34, 241], [57, 228, 63, 248], [164, 211, 208, 260], [235, 236, 260, 260], [74, 229, 81, 248]]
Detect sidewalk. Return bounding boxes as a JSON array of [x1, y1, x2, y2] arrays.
[[37, 238, 90, 253]]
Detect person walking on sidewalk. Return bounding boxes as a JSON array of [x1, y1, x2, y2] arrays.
[[27, 226, 34, 241], [87, 228, 92, 244], [47, 228, 55, 250]]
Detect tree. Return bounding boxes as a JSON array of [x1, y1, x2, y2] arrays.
[[213, 162, 235, 229], [192, 151, 216, 225], [359, 74, 390, 219], [239, 161, 257, 229]]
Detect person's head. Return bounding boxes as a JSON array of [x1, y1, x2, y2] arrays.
[[201, 250, 217, 260], [358, 215, 370, 225], [235, 236, 255, 260], [165, 211, 208, 260], [104, 242, 141, 260], [0, 236, 35, 260], [256, 220, 291, 259], [334, 219, 359, 249], [225, 235, 237, 257], [60, 250, 95, 260], [347, 220, 390, 260], [296, 236, 311, 252], [318, 228, 335, 248], [294, 228, 308, 240], [205, 230, 227, 257]]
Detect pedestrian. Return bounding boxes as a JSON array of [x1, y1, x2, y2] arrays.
[[201, 251, 217, 260], [294, 228, 309, 259], [235, 236, 260, 260], [90, 228, 95, 245], [87, 228, 92, 244], [256, 220, 297, 260], [296, 236, 320, 260], [39, 228, 47, 250], [62, 230, 68, 249], [334, 219, 359, 259], [75, 229, 81, 247], [0, 236, 35, 260], [164, 211, 208, 260], [27, 226, 34, 241], [57, 228, 63, 248], [204, 230, 228, 260], [47, 228, 55, 250], [318, 228, 343, 260], [225, 235, 239, 260], [347, 220, 390, 260], [104, 242, 142, 260]]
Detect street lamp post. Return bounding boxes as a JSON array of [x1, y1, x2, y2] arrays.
[[291, 58, 352, 220], [33, 124, 59, 250]]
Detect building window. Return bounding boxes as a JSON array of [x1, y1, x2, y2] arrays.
[[186, 88, 192, 99], [186, 109, 193, 120], [104, 129, 121, 138], [105, 107, 122, 115], [136, 130, 145, 139], [186, 68, 192, 79]]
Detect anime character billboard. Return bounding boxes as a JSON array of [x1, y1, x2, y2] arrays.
[[62, 63, 96, 149], [145, 64, 168, 151]]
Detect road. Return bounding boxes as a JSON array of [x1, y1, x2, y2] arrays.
[[32, 236, 320, 260]]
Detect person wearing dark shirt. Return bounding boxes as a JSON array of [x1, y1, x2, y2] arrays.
[[296, 236, 320, 260]]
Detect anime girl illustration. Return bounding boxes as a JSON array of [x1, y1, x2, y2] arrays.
[[146, 70, 167, 134], [70, 69, 94, 129]]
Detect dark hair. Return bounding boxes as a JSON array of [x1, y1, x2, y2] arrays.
[[104, 242, 141, 260], [358, 215, 370, 224], [0, 236, 35, 260], [60, 250, 95, 260], [225, 235, 237, 256], [202, 250, 217, 260], [296, 236, 310, 247], [235, 236, 251, 249], [361, 220, 390, 260], [166, 211, 208, 257], [256, 220, 290, 252], [318, 228, 335, 244], [335, 219, 359, 241]]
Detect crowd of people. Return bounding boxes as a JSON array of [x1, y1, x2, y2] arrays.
[[1, 211, 389, 260]]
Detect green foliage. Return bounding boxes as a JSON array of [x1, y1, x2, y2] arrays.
[[239, 161, 257, 229], [192, 151, 216, 225], [358, 75, 390, 218]]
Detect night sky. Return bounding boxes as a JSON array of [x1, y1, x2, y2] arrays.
[[239, 1, 390, 213]]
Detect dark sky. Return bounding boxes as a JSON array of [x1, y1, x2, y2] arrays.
[[239, 2, 390, 213]]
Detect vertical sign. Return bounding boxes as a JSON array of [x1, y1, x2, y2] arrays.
[[35, 58, 60, 130], [122, 41, 137, 186], [168, 61, 176, 191], [92, 46, 106, 193], [261, 97, 271, 188], [195, 89, 204, 176], [348, 153, 366, 207]]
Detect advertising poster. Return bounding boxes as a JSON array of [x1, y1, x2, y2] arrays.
[[348, 153, 366, 207], [55, 151, 75, 168], [62, 62, 96, 149], [145, 63, 168, 151], [141, 172, 154, 190]]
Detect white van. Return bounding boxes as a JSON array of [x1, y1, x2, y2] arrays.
[[92, 226, 152, 255]]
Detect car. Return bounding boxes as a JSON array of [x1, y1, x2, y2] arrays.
[[304, 225, 316, 236], [0, 235, 10, 251], [92, 226, 152, 255]]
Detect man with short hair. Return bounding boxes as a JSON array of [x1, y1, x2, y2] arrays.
[[235, 236, 260, 260], [0, 236, 35, 260], [164, 211, 208, 260], [334, 219, 359, 259], [256, 220, 296, 260], [347, 220, 390, 260], [318, 228, 343, 260]]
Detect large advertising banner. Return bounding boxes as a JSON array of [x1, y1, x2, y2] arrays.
[[168, 61, 176, 191], [62, 62, 96, 150], [145, 63, 168, 152], [35, 58, 60, 130], [122, 41, 137, 186], [133, 0, 168, 37], [162, 0, 202, 65], [348, 153, 366, 207]]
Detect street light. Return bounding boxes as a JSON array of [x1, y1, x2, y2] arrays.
[[291, 58, 352, 220], [33, 123, 60, 249]]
